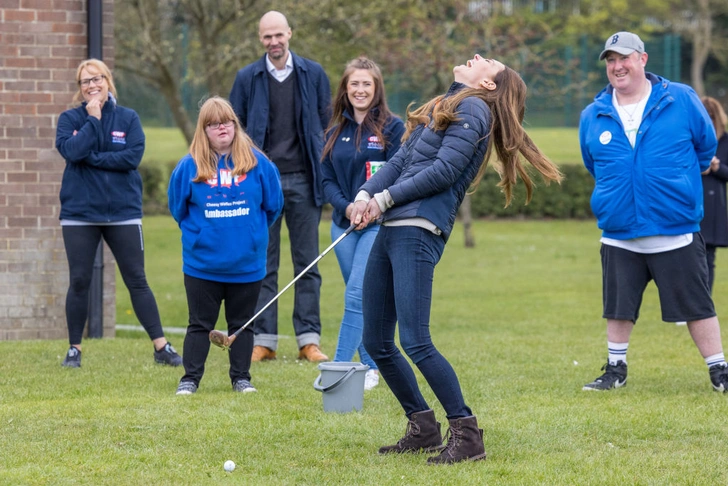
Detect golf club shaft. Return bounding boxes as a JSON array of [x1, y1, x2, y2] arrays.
[[229, 223, 356, 340]]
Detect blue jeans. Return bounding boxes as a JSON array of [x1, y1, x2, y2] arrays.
[[254, 172, 322, 350], [362, 226, 472, 419], [331, 222, 378, 369]]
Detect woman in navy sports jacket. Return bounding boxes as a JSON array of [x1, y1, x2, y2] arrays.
[[321, 57, 405, 391], [55, 59, 181, 369]]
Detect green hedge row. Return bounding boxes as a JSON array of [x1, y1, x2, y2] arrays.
[[469, 164, 594, 219], [139, 162, 595, 219]]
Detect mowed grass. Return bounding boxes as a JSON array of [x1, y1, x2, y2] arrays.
[[3, 218, 728, 485]]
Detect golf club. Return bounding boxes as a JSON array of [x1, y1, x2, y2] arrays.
[[209, 223, 357, 350]]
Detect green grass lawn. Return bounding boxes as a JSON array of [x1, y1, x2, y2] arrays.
[[3, 218, 728, 484]]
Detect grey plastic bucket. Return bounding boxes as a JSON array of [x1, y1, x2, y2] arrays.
[[313, 362, 369, 413]]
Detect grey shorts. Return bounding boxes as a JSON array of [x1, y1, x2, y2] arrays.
[[601, 233, 716, 323]]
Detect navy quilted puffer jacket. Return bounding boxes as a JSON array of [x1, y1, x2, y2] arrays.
[[359, 82, 491, 241]]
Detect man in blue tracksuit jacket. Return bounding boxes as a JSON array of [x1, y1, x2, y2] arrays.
[[579, 31, 728, 393], [229, 10, 331, 363]]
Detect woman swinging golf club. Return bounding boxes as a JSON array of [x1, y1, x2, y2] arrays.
[[350, 55, 562, 464]]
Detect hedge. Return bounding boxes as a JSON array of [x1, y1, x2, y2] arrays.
[[138, 162, 595, 219]]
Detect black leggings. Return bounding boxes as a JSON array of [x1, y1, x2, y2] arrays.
[[181, 274, 262, 386], [62, 224, 164, 345]]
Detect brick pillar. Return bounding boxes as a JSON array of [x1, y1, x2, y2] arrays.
[[0, 0, 116, 341]]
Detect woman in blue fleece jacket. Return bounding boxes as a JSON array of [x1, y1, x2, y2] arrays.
[[55, 59, 181, 369], [168, 97, 283, 395], [321, 57, 405, 391], [349, 55, 562, 464]]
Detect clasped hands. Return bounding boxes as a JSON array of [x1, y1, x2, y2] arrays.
[[702, 156, 721, 175], [348, 198, 382, 231]]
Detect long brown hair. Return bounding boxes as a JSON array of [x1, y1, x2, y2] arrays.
[[189, 97, 258, 182], [322, 57, 396, 160], [404, 66, 562, 206], [702, 96, 727, 140]]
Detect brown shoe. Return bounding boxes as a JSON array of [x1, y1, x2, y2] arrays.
[[298, 344, 328, 362], [251, 345, 276, 362]]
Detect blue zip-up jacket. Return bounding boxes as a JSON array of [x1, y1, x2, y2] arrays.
[[321, 110, 405, 228], [359, 83, 491, 242], [229, 52, 331, 206], [167, 150, 284, 283], [55, 97, 145, 222], [579, 73, 717, 239]]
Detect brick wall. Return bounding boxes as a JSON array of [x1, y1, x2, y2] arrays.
[[0, 0, 116, 340]]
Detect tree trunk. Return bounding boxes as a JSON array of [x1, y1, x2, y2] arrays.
[[460, 194, 475, 248], [689, 0, 712, 96]]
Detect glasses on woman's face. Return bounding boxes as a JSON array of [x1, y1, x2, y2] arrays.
[[206, 120, 235, 130], [79, 75, 106, 87]]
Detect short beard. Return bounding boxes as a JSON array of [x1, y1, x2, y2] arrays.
[[269, 49, 286, 61]]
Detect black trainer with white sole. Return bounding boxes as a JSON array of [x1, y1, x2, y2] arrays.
[[583, 361, 627, 391], [61, 346, 82, 368], [709, 363, 728, 392], [154, 343, 182, 367]]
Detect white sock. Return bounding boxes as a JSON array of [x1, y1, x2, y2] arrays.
[[608, 341, 629, 365], [705, 353, 726, 368]]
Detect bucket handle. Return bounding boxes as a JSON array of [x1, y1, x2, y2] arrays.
[[313, 367, 357, 393]]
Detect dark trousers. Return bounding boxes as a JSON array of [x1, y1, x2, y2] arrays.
[[253, 172, 322, 350], [181, 274, 262, 386], [62, 224, 163, 345], [362, 226, 472, 419]]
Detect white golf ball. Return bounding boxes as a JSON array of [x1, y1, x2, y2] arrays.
[[224, 460, 235, 472]]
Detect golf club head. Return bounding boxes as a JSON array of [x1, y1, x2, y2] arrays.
[[209, 330, 230, 351]]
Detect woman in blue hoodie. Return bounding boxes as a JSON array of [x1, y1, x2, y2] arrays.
[[55, 59, 182, 369], [321, 57, 405, 391], [350, 55, 562, 464], [168, 96, 283, 395]]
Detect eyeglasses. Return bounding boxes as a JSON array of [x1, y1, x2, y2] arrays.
[[206, 120, 235, 130], [79, 75, 106, 87]]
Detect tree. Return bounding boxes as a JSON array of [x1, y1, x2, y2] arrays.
[[115, 0, 259, 143]]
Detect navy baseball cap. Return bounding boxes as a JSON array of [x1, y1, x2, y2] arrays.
[[599, 32, 645, 60]]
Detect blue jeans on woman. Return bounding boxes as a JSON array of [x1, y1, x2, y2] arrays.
[[332, 222, 378, 370], [362, 225, 472, 419]]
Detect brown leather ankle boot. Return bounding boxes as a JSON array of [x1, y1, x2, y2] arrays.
[[427, 415, 487, 464], [379, 409, 445, 454]]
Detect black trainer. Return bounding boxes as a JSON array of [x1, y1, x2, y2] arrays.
[[61, 346, 81, 368], [583, 361, 627, 391], [175, 381, 197, 395], [232, 379, 257, 393], [709, 363, 728, 392], [154, 343, 182, 367]]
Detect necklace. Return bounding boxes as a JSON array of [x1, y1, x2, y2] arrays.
[[616, 80, 648, 123], [618, 102, 640, 123]]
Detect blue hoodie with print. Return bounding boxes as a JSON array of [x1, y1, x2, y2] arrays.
[[167, 150, 283, 283]]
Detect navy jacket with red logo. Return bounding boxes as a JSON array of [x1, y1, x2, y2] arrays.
[[321, 110, 405, 229], [55, 96, 145, 222]]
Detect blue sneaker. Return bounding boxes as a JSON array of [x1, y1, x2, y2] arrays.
[[176, 381, 197, 395], [232, 379, 257, 393]]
